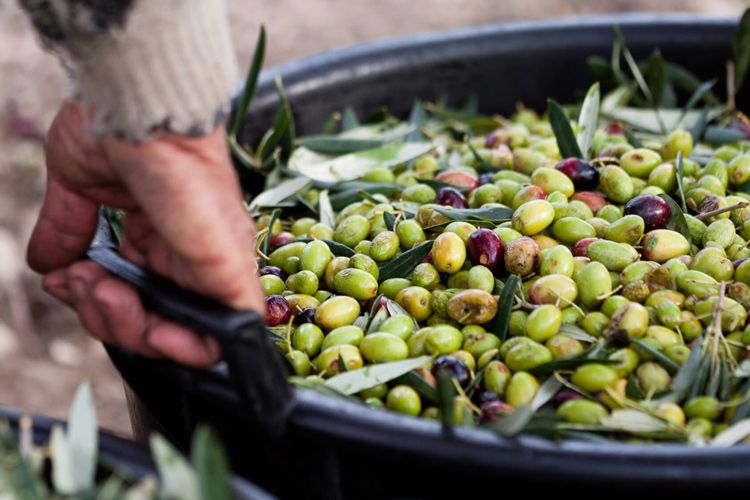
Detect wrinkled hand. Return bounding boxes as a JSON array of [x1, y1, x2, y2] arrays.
[[28, 101, 265, 368]]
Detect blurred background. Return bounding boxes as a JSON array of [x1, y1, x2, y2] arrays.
[[0, 0, 747, 437]]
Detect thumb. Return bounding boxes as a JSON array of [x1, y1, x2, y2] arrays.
[[27, 176, 100, 273]]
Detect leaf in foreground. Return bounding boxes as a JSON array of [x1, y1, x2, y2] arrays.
[[733, 7, 750, 96], [67, 382, 98, 493], [436, 371, 455, 430], [231, 25, 266, 135], [710, 417, 750, 447], [577, 82, 600, 160], [192, 427, 233, 500], [151, 434, 200, 500], [324, 356, 433, 395], [378, 241, 434, 282], [548, 98, 583, 159], [489, 275, 521, 342], [486, 376, 562, 437], [599, 409, 671, 433]]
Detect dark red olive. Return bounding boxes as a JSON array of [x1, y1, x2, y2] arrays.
[[435, 187, 469, 209], [259, 265, 286, 280], [265, 295, 291, 326], [734, 258, 749, 270], [623, 195, 670, 232], [479, 173, 495, 185], [572, 237, 600, 257], [467, 228, 504, 274], [472, 390, 501, 407], [294, 307, 316, 324], [604, 122, 625, 135], [730, 120, 750, 140], [555, 158, 599, 191], [480, 400, 514, 422], [553, 389, 586, 409], [422, 252, 434, 265], [431, 355, 471, 387], [570, 191, 608, 215], [365, 295, 389, 315], [270, 231, 295, 250]]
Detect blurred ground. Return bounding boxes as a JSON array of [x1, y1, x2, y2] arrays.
[[0, 0, 746, 437]]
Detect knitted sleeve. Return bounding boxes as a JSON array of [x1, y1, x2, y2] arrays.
[[19, 0, 239, 140]]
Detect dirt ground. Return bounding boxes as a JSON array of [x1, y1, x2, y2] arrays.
[[0, 0, 745, 437]]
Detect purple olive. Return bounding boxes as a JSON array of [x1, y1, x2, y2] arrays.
[[572, 237, 600, 258], [435, 187, 469, 209], [604, 122, 625, 135], [365, 295, 389, 315], [552, 389, 585, 409], [480, 400, 514, 422], [265, 295, 291, 326], [431, 355, 471, 387], [730, 121, 750, 140], [555, 158, 599, 191], [472, 390, 501, 407], [479, 173, 495, 186], [734, 258, 749, 270], [294, 307, 316, 324], [259, 266, 286, 281], [623, 195, 670, 232], [467, 228, 504, 274], [270, 231, 295, 250]]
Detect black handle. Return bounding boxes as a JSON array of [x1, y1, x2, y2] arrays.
[[87, 243, 295, 438]]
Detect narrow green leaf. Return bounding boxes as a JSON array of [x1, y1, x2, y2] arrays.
[[630, 338, 680, 373], [577, 82, 600, 160], [679, 80, 716, 124], [67, 382, 98, 492], [666, 62, 721, 104], [431, 206, 513, 222], [622, 128, 643, 148], [231, 25, 266, 135], [192, 427, 232, 500], [675, 152, 687, 212], [275, 76, 296, 152], [318, 190, 335, 229], [259, 209, 281, 268], [296, 193, 318, 216], [378, 241, 434, 282], [436, 371, 455, 430], [290, 238, 355, 257], [720, 357, 733, 401], [103, 207, 123, 244], [711, 417, 750, 447], [393, 371, 439, 403], [338, 353, 349, 373], [658, 336, 703, 404], [324, 356, 433, 395], [256, 103, 291, 160], [406, 100, 428, 143], [626, 375, 646, 400], [384, 211, 397, 232], [529, 356, 618, 376], [548, 99, 583, 159], [249, 176, 312, 212], [690, 107, 710, 144], [289, 143, 433, 183], [733, 8, 750, 95], [731, 379, 750, 423], [342, 107, 360, 131], [150, 434, 200, 500], [288, 377, 361, 403], [600, 409, 671, 433], [364, 106, 389, 124], [644, 49, 668, 108], [484, 376, 561, 437], [705, 357, 722, 398], [658, 194, 692, 243], [558, 323, 598, 343], [689, 354, 712, 400], [50, 425, 75, 494], [489, 275, 521, 342], [328, 185, 402, 210], [296, 136, 386, 154], [704, 126, 746, 144], [467, 142, 497, 172], [604, 106, 724, 134], [587, 55, 624, 88]]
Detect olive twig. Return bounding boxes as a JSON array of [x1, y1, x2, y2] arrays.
[[695, 202, 748, 221], [552, 291, 585, 316], [451, 378, 482, 416], [596, 285, 624, 301]]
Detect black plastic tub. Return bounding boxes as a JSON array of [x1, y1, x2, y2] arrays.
[[104, 14, 750, 500], [0, 408, 275, 500]]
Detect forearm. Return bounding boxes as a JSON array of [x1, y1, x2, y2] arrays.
[[19, 0, 238, 141]]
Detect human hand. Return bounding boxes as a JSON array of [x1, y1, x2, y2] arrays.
[[27, 101, 265, 368]]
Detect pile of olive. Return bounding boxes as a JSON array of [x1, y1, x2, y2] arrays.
[[256, 108, 750, 442]]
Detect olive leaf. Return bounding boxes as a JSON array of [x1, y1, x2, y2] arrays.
[[703, 126, 747, 144], [690, 107, 710, 144], [484, 376, 562, 437], [323, 356, 433, 395], [558, 323, 597, 343], [289, 143, 433, 183], [630, 339, 680, 374], [529, 356, 618, 376], [256, 86, 292, 160], [259, 209, 281, 268], [318, 190, 335, 229], [548, 98, 583, 159], [0, 421, 42, 500], [249, 177, 312, 212], [151, 434, 201, 500], [655, 337, 703, 404], [577, 82, 600, 161], [733, 8, 750, 97], [467, 142, 498, 172], [289, 377, 361, 403], [291, 239, 355, 257], [430, 206, 513, 223], [322, 112, 341, 134], [675, 152, 687, 212], [622, 127, 643, 148], [657, 194, 692, 243], [599, 409, 671, 433], [603, 106, 725, 135], [406, 99, 428, 143], [705, 356, 723, 399], [436, 371, 456, 430], [377, 241, 434, 282], [710, 418, 750, 447], [731, 379, 750, 424], [384, 211, 397, 232], [678, 80, 715, 127], [328, 185, 403, 210], [366, 306, 389, 335], [67, 382, 98, 493], [342, 107, 360, 131], [644, 49, 668, 108], [394, 371, 438, 403], [192, 427, 233, 500], [489, 274, 521, 342], [667, 62, 720, 104], [689, 354, 712, 400], [230, 25, 265, 135], [297, 123, 415, 154]]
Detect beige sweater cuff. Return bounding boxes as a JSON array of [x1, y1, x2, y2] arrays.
[[25, 0, 239, 140]]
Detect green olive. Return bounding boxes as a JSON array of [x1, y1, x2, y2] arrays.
[[321, 325, 365, 351], [360, 332, 409, 362], [557, 399, 609, 424], [314, 296, 361, 331], [386, 385, 422, 416], [432, 232, 467, 274], [396, 286, 433, 322], [506, 372, 540, 408]]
